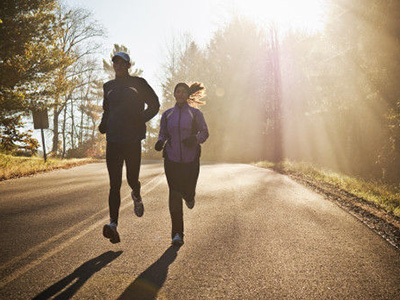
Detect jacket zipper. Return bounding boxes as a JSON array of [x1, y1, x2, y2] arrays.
[[178, 107, 183, 162]]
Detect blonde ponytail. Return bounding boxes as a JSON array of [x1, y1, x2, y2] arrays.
[[188, 82, 206, 107]]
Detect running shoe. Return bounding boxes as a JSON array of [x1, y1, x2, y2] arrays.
[[184, 196, 195, 209], [103, 223, 120, 244], [131, 191, 144, 217], [171, 233, 184, 246]]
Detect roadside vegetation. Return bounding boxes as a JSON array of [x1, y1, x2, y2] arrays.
[[0, 153, 98, 181], [255, 160, 400, 218]]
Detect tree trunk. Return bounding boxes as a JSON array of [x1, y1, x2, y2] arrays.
[[62, 105, 67, 159], [79, 99, 84, 147], [70, 99, 75, 150], [51, 105, 60, 155], [270, 26, 283, 163]]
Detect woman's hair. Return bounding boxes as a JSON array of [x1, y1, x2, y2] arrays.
[[174, 82, 206, 107]]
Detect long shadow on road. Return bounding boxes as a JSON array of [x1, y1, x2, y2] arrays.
[[32, 250, 123, 300], [118, 246, 180, 300]]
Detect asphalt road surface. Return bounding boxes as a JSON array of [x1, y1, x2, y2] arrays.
[[0, 162, 399, 299]]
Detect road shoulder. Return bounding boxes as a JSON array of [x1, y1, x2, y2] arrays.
[[284, 171, 400, 251]]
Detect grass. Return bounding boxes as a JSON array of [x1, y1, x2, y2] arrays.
[[0, 153, 99, 181], [255, 160, 400, 218]]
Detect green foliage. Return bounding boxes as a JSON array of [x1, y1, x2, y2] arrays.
[[0, 0, 72, 155], [0, 0, 70, 114], [0, 114, 38, 155]]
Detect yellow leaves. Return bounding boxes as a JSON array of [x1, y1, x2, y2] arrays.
[[0, 153, 95, 181], [24, 48, 33, 59]]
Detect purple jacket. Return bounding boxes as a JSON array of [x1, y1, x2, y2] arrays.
[[158, 103, 209, 163]]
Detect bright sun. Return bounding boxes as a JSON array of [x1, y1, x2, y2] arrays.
[[232, 0, 326, 32]]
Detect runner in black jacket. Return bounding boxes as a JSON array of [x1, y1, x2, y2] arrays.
[[99, 52, 160, 244]]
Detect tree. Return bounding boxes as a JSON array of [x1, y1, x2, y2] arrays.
[[0, 115, 38, 155], [0, 0, 68, 152], [160, 17, 271, 162], [269, 25, 283, 163], [49, 6, 104, 155], [203, 17, 271, 161], [324, 0, 400, 181], [64, 58, 104, 158]]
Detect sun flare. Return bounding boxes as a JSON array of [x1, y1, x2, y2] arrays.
[[232, 0, 326, 32]]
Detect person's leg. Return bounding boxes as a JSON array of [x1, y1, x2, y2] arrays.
[[106, 142, 124, 225], [125, 140, 142, 198], [124, 140, 144, 217], [182, 159, 200, 207], [169, 190, 184, 240], [165, 159, 184, 240]]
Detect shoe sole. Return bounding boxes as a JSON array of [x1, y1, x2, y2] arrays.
[[110, 235, 121, 244], [185, 200, 195, 209], [171, 239, 184, 247]]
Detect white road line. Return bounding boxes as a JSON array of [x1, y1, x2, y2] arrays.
[[0, 174, 164, 288]]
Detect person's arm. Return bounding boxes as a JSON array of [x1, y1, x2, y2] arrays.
[[158, 111, 169, 142], [183, 110, 209, 147], [98, 84, 109, 134], [138, 78, 160, 123], [155, 111, 169, 151], [194, 110, 209, 144]]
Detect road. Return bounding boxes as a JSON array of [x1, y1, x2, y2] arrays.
[[0, 162, 399, 299]]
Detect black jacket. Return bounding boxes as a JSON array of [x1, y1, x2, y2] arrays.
[[99, 75, 160, 143]]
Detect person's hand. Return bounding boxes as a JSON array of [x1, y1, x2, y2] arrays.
[[99, 121, 106, 134], [182, 135, 197, 147], [154, 140, 164, 151]]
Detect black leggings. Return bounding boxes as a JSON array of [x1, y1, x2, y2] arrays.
[[106, 140, 141, 225], [164, 158, 200, 238]]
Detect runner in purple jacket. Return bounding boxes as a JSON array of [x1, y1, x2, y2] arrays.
[[155, 82, 209, 246]]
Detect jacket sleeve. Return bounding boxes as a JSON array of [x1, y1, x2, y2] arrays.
[[157, 111, 169, 142], [138, 78, 160, 123], [98, 84, 109, 134], [194, 110, 209, 144]]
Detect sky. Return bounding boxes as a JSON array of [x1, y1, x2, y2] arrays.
[[62, 0, 229, 92], [62, 0, 327, 93]]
